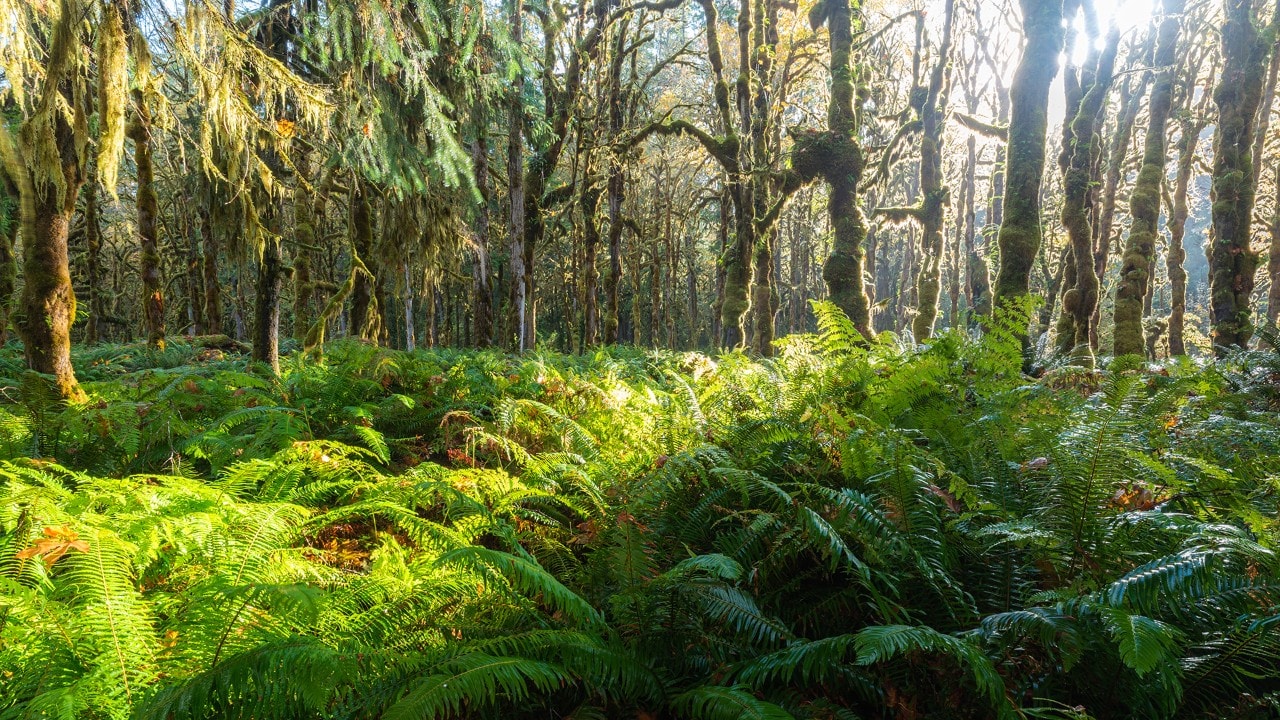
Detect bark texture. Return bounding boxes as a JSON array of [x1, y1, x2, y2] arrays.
[[1209, 0, 1273, 352]]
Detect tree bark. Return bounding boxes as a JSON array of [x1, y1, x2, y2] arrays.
[[1113, 0, 1183, 357], [471, 136, 494, 347], [581, 183, 602, 347], [253, 227, 283, 372], [1056, 20, 1119, 366], [805, 0, 872, 340], [993, 0, 1067, 320], [0, 169, 16, 346], [13, 106, 86, 401], [1209, 0, 1273, 352], [83, 168, 104, 344], [350, 180, 376, 341], [508, 0, 528, 350], [201, 180, 223, 336], [129, 87, 165, 350]]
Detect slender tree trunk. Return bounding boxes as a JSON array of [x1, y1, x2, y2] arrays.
[[1269, 164, 1280, 334], [1091, 70, 1149, 349], [201, 177, 223, 336], [0, 170, 16, 346], [253, 228, 283, 372], [603, 21, 628, 345], [1114, 0, 1183, 357], [350, 180, 375, 340], [994, 0, 1067, 318], [130, 88, 165, 350], [508, 0, 528, 350], [582, 185, 602, 347], [184, 207, 204, 337], [292, 157, 317, 343], [403, 262, 416, 352], [1209, 0, 1273, 352], [910, 0, 956, 342], [471, 137, 494, 347], [83, 168, 104, 344]]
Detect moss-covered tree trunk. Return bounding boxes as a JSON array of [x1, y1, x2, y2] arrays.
[[581, 182, 603, 347], [18, 150, 85, 401], [1113, 0, 1183, 357], [749, 0, 782, 356], [805, 0, 872, 340], [908, 0, 955, 341], [350, 180, 376, 341], [200, 181, 222, 336], [1090, 68, 1148, 350], [83, 167, 104, 344], [253, 217, 283, 372], [0, 169, 16, 346], [1209, 0, 1273, 352], [1268, 167, 1280, 335], [993, 0, 1067, 316], [9, 83, 88, 401], [603, 20, 628, 346], [1057, 23, 1119, 365], [291, 155, 316, 343], [129, 86, 165, 350], [1166, 64, 1213, 355]]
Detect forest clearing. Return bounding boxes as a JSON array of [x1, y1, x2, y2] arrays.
[[3, 0, 1280, 717]]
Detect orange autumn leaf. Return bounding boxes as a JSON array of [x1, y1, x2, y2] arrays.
[[15, 526, 90, 567], [276, 118, 296, 138]]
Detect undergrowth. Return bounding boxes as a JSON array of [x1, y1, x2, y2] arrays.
[[2, 304, 1279, 719]]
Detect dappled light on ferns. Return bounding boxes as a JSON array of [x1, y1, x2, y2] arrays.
[[3, 307, 1280, 719]]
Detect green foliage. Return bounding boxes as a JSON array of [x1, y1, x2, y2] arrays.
[[3, 326, 1280, 719]]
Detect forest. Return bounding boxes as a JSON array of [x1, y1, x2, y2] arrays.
[[3, 0, 1280, 717]]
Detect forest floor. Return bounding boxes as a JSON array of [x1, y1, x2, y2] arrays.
[[2, 308, 1280, 719]]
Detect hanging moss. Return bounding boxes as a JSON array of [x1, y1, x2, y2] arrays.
[[96, 1, 129, 197]]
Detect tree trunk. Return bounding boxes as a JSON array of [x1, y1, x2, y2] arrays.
[[1269, 165, 1280, 334], [1091, 70, 1149, 350], [16, 111, 86, 401], [993, 0, 1067, 316], [1058, 22, 1119, 365], [201, 179, 223, 336], [130, 87, 165, 350], [83, 168, 104, 344], [0, 170, 16, 346], [184, 206, 204, 337], [910, 0, 956, 342], [350, 180, 376, 340], [253, 230, 283, 372], [581, 185, 602, 347], [508, 0, 528, 351], [807, 0, 872, 340], [1114, 0, 1183, 357], [1209, 0, 1272, 352], [603, 22, 628, 346], [471, 136, 494, 347]]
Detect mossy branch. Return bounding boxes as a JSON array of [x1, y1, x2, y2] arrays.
[[952, 112, 1007, 141]]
